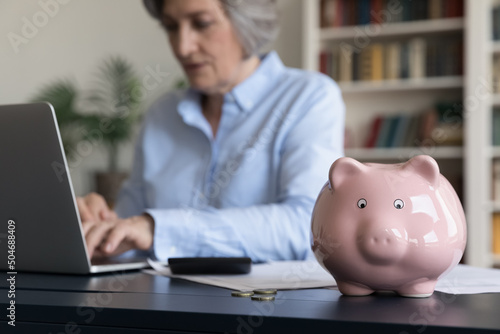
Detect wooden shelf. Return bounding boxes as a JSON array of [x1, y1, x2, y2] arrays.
[[345, 146, 463, 161], [338, 76, 463, 93], [320, 17, 464, 41]]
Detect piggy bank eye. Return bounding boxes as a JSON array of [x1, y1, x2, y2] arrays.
[[357, 198, 367, 209], [394, 199, 404, 209]]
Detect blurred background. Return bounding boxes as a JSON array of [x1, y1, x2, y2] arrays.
[[0, 0, 303, 197], [2, 0, 500, 267]]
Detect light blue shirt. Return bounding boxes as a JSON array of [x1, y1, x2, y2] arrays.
[[115, 51, 345, 262]]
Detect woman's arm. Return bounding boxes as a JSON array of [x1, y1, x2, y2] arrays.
[[121, 80, 346, 262]]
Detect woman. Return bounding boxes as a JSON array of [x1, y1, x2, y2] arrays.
[[77, 0, 345, 262]]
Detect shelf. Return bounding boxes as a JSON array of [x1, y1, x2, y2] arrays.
[[320, 17, 464, 41], [338, 76, 463, 93], [491, 41, 500, 54], [345, 146, 463, 161], [493, 254, 500, 266], [492, 94, 500, 107], [490, 202, 500, 213], [488, 146, 500, 158]]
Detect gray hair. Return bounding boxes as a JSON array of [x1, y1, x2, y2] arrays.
[[143, 0, 280, 57]]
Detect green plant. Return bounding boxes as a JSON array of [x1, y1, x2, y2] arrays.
[[30, 79, 83, 156], [82, 57, 142, 172], [31, 56, 143, 172]]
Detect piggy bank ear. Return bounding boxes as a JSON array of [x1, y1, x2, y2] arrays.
[[403, 155, 440, 187], [329, 157, 365, 191]]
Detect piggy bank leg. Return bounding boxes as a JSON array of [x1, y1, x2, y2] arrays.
[[337, 281, 374, 296], [397, 279, 437, 298]]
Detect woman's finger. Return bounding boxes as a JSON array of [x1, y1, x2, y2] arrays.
[[85, 222, 113, 259], [102, 223, 129, 255], [76, 197, 95, 222], [85, 192, 111, 221]]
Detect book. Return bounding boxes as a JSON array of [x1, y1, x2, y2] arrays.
[[359, 43, 384, 81], [493, 109, 500, 146], [334, 0, 344, 27], [390, 114, 412, 147], [493, 56, 500, 93], [352, 50, 360, 81], [426, 41, 438, 77], [493, 6, 500, 40], [403, 115, 420, 147], [409, 38, 427, 79], [330, 48, 340, 81], [320, 0, 328, 27], [429, 0, 442, 20], [400, 42, 410, 79], [319, 51, 328, 75], [492, 212, 500, 254], [339, 43, 353, 82], [325, 0, 338, 27], [385, 42, 402, 80], [492, 159, 500, 203], [370, 0, 384, 24], [348, 0, 357, 26], [371, 43, 384, 81], [401, 0, 412, 21], [442, 40, 457, 76], [359, 0, 371, 25], [418, 108, 438, 145], [375, 116, 393, 147], [445, 0, 463, 18], [365, 116, 384, 148], [413, 0, 429, 21], [384, 115, 401, 147]]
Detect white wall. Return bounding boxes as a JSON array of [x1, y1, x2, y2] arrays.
[[0, 0, 303, 195]]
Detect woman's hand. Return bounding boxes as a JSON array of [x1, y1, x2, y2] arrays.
[[76, 192, 118, 223], [76, 192, 154, 259], [82, 215, 155, 259]]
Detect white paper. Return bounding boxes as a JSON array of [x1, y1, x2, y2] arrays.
[[145, 260, 500, 294], [435, 264, 500, 294], [145, 259, 337, 291]]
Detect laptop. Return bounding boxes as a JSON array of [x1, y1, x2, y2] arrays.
[[0, 103, 149, 274]]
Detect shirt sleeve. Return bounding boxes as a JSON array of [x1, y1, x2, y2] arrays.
[[114, 125, 147, 219], [147, 79, 345, 262]]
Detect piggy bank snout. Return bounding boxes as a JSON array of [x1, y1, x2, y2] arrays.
[[357, 224, 408, 265]]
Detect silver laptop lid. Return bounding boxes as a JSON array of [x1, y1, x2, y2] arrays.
[[0, 103, 91, 274]]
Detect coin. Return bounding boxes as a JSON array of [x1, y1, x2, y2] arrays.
[[251, 295, 275, 301], [231, 291, 254, 297], [253, 288, 277, 295]]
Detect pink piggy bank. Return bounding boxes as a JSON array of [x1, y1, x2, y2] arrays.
[[311, 155, 467, 297]]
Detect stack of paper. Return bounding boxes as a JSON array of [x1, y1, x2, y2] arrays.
[[146, 259, 500, 295], [146, 259, 336, 291]]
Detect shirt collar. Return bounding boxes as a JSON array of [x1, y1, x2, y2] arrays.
[[178, 51, 285, 117], [230, 51, 285, 112]]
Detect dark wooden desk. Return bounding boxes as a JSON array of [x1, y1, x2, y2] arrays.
[[1, 270, 500, 333]]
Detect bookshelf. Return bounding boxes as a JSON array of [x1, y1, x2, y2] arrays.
[[491, 0, 500, 267], [346, 146, 463, 161], [492, 94, 500, 107], [338, 76, 463, 93], [301, 0, 498, 267], [319, 17, 464, 41], [491, 146, 500, 158]]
